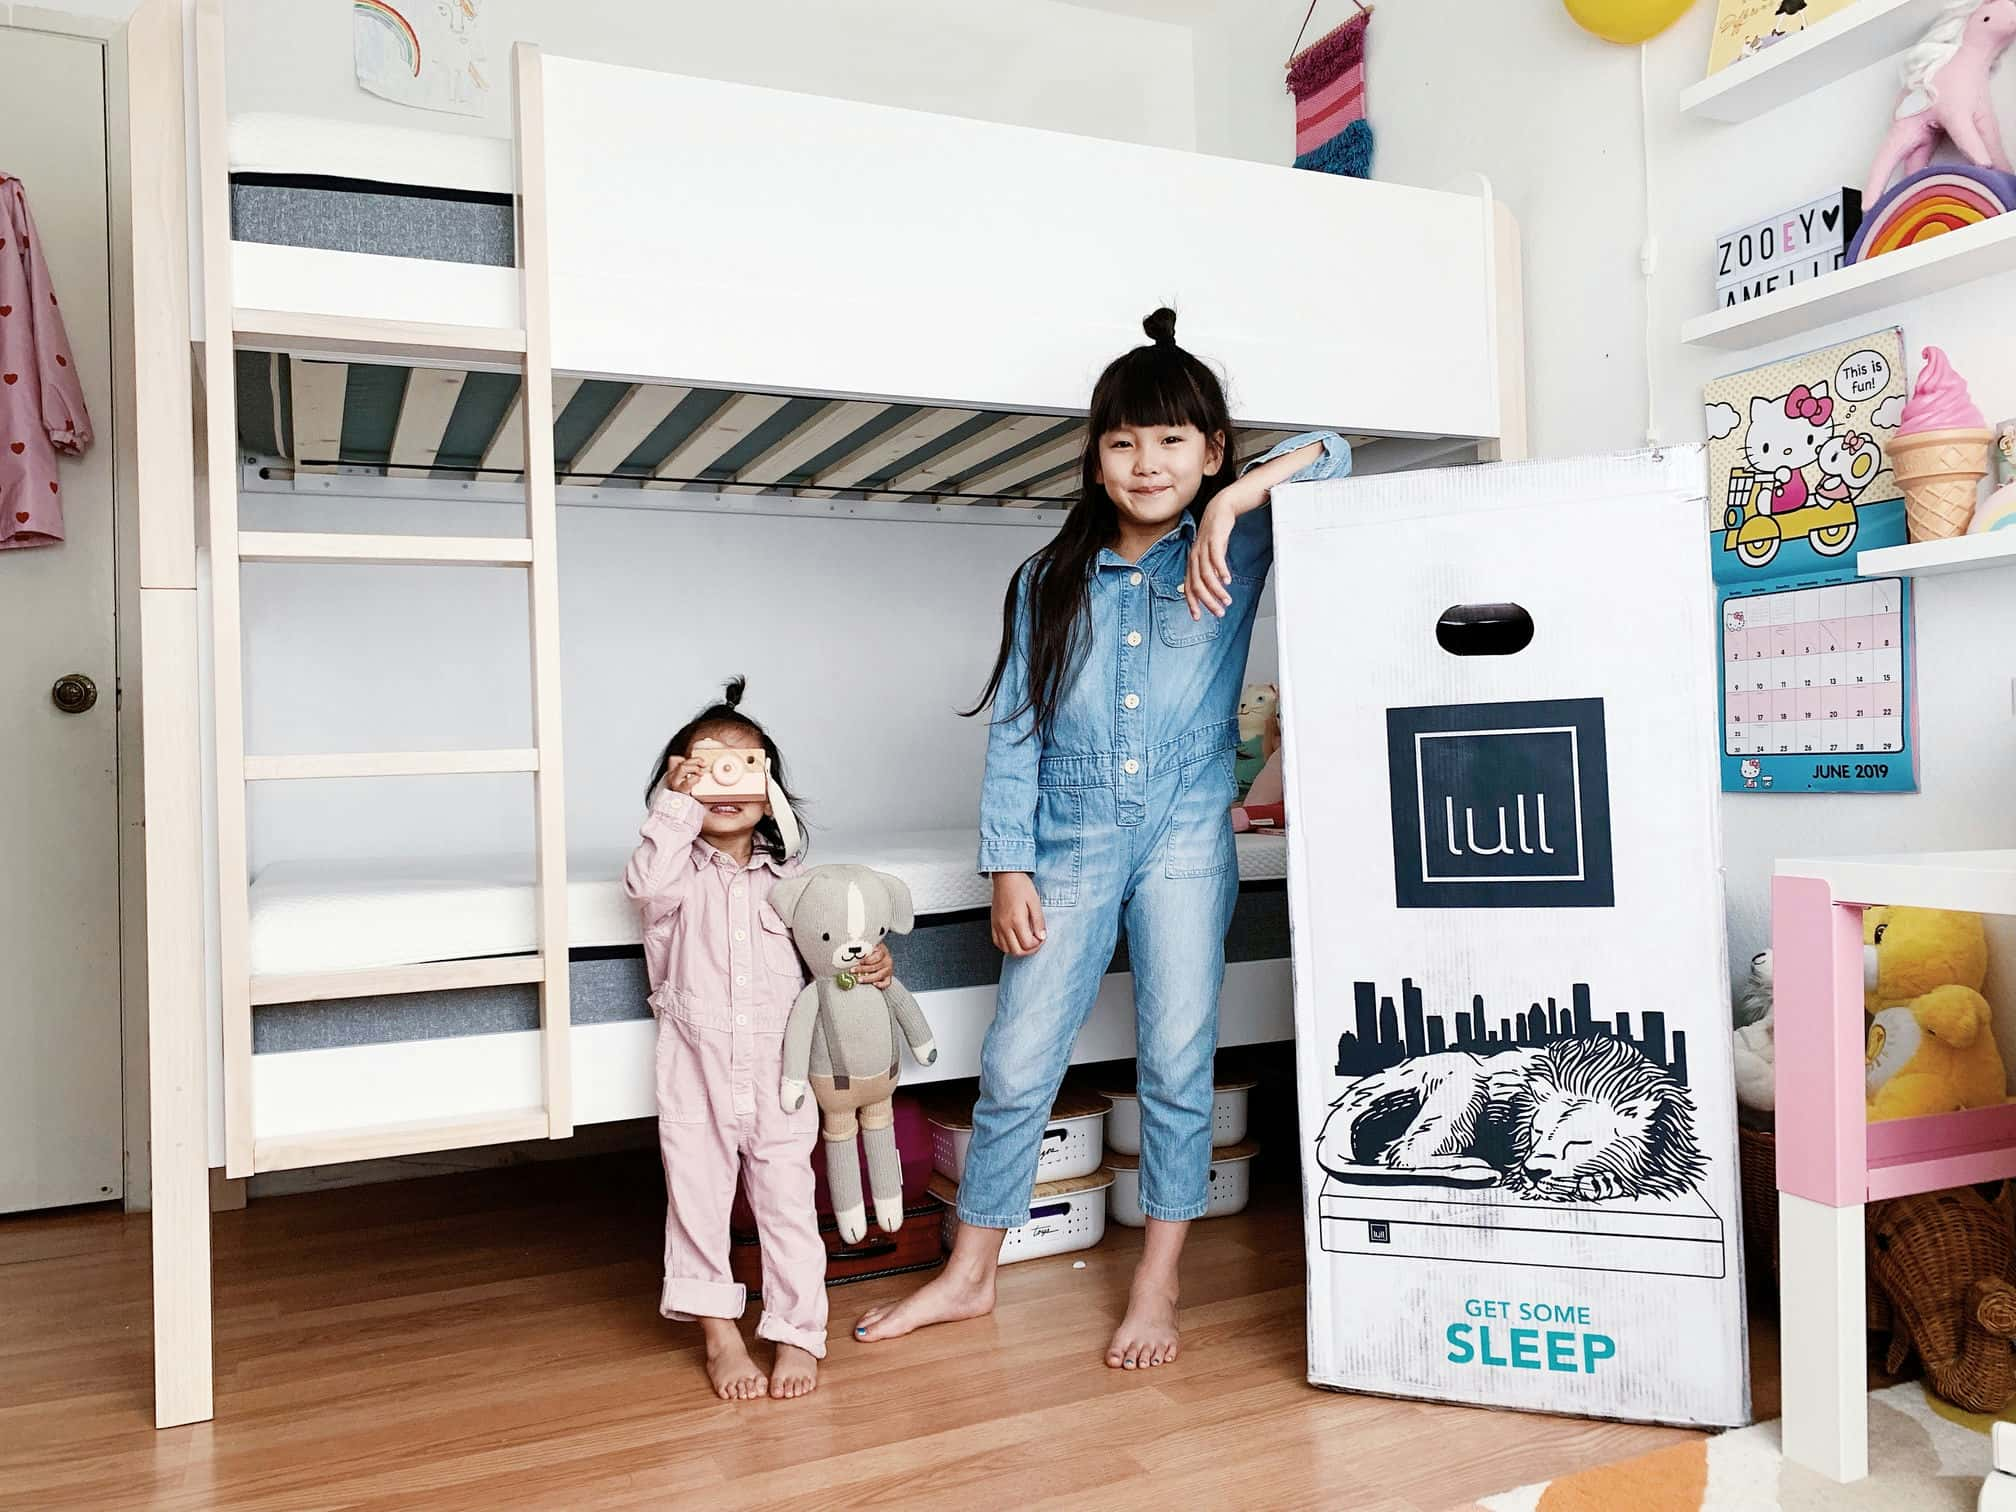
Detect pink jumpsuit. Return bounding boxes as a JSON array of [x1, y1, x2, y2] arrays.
[[623, 788, 827, 1358]]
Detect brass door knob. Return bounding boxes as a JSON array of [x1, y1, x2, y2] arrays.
[[51, 673, 97, 714]]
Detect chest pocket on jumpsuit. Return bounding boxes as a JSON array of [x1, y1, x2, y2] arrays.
[[758, 902, 807, 985]]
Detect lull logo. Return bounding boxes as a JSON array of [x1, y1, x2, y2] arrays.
[[1386, 699, 1614, 909]]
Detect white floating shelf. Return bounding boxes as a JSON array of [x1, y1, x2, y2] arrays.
[[1859, 529, 2016, 578], [1680, 0, 1940, 123], [1681, 211, 2016, 348]]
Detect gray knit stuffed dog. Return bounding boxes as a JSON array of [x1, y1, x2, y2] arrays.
[[773, 865, 937, 1243]]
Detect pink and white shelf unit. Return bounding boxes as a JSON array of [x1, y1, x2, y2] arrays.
[[1773, 850, 2016, 1484]]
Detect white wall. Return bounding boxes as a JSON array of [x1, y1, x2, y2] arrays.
[[239, 491, 1049, 869], [1192, 1, 2016, 1010], [220, 0, 1196, 151]]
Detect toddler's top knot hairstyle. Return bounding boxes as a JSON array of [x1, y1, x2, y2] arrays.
[[647, 675, 805, 859], [1142, 306, 1179, 348]]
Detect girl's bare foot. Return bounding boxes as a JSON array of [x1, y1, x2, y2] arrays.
[[769, 1342, 819, 1399], [854, 1259, 996, 1341], [1109, 1220, 1190, 1369], [1107, 1270, 1181, 1369], [700, 1316, 768, 1400]]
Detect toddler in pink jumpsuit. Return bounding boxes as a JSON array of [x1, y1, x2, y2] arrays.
[[624, 679, 892, 1401]]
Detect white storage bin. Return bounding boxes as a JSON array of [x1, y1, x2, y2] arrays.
[[1104, 1141, 1258, 1228], [928, 1089, 1109, 1183], [1099, 1076, 1256, 1156], [928, 1171, 1114, 1265]]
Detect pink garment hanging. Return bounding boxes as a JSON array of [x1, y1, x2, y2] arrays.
[[0, 174, 92, 550]]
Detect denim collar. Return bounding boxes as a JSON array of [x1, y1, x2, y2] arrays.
[[1094, 511, 1194, 573]]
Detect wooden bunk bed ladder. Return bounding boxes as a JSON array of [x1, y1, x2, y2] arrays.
[[197, 10, 573, 1176]]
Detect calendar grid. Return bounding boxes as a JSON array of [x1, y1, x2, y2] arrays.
[[1722, 577, 1906, 758]]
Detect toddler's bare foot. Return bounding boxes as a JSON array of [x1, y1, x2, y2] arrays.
[[1107, 1270, 1180, 1369], [769, 1342, 819, 1399], [853, 1261, 996, 1342], [700, 1317, 768, 1400]]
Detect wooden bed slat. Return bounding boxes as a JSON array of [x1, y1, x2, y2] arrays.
[[947, 428, 1082, 496], [480, 375, 582, 476], [566, 381, 690, 477], [885, 412, 1059, 492], [288, 357, 345, 473], [722, 399, 888, 493], [238, 532, 535, 567], [249, 954, 546, 1007], [811, 405, 976, 489], [387, 368, 467, 474], [243, 748, 540, 781], [649, 390, 789, 483], [234, 309, 527, 363], [253, 1108, 552, 1175]]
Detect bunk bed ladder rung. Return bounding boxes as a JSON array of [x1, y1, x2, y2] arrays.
[[253, 1109, 554, 1175], [202, 11, 572, 1179], [249, 954, 547, 1007]]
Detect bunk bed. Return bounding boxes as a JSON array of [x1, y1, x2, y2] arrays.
[[147, 0, 1527, 1425]]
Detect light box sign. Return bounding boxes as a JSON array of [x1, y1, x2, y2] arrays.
[[1272, 449, 1749, 1429]]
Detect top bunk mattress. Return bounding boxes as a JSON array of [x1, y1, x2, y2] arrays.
[[248, 829, 1290, 979]]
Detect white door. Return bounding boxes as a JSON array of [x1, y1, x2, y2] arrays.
[[0, 25, 122, 1212]]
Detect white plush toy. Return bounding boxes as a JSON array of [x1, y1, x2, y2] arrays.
[[1732, 949, 1776, 1112]]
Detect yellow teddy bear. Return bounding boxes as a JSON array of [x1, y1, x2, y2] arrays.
[[1864, 906, 2006, 1122]]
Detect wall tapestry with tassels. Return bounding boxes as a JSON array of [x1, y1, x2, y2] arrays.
[[1287, 2, 1372, 179]]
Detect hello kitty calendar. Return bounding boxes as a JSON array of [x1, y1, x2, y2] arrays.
[[1703, 328, 1919, 794]]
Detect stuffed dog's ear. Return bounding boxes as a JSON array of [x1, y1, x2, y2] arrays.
[[769, 873, 813, 926], [873, 869, 915, 935]]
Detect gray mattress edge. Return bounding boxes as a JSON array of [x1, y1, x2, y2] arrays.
[[253, 885, 1290, 1054]]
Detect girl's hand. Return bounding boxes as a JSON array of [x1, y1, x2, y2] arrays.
[[856, 942, 895, 989], [665, 754, 707, 794], [1186, 492, 1241, 621], [991, 872, 1046, 957]]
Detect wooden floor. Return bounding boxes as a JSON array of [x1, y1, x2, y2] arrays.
[[2, 1153, 1790, 1511]]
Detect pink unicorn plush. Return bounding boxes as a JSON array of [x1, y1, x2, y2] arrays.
[[1865, 0, 2016, 204]]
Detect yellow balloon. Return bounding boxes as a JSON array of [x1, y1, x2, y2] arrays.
[[1563, 0, 1696, 45]]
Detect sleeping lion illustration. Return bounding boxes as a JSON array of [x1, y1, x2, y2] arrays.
[[1314, 1037, 1706, 1202]]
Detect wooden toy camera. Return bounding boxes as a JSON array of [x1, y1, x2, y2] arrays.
[[690, 739, 770, 802]]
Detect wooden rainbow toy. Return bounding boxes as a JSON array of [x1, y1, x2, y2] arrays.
[[1850, 164, 2016, 263]]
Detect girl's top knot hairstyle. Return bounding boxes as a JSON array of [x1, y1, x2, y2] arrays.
[[964, 306, 1237, 738], [647, 676, 805, 859]]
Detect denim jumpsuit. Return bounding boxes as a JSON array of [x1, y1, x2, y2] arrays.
[[959, 431, 1351, 1229]]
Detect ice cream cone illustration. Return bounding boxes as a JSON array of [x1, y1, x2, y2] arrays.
[[1894, 347, 1991, 541]]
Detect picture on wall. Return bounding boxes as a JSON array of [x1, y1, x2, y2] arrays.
[[354, 0, 492, 118], [1705, 0, 1858, 75], [1703, 327, 1918, 794]]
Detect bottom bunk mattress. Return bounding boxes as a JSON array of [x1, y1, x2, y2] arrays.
[[246, 828, 1288, 977], [248, 829, 1292, 1054]]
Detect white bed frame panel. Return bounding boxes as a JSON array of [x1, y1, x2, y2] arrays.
[[538, 58, 1503, 435], [147, 24, 1527, 1424], [248, 960, 1292, 1153]]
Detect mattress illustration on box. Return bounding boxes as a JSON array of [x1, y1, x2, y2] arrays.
[[1317, 1177, 1726, 1279], [1312, 975, 1727, 1282]]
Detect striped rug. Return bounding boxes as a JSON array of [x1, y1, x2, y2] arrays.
[[1449, 1383, 1999, 1511]]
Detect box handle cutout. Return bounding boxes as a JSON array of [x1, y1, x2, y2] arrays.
[[1436, 603, 1533, 657]]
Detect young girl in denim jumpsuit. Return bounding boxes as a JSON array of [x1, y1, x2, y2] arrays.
[[856, 309, 1348, 1367]]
